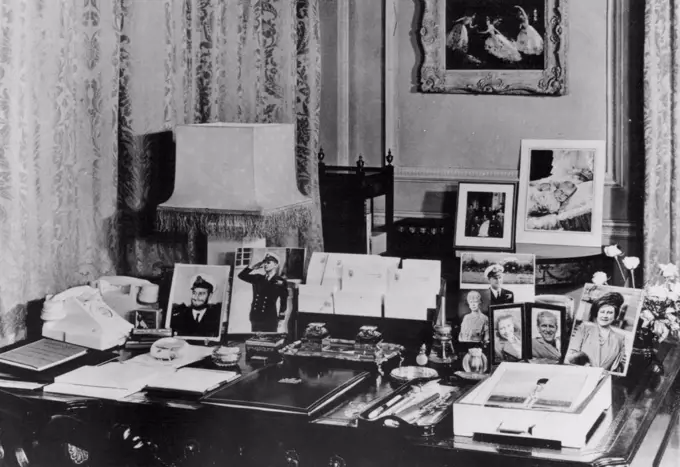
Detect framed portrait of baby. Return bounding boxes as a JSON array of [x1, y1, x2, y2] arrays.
[[489, 303, 526, 366], [453, 182, 517, 252], [516, 139, 607, 247], [527, 303, 567, 364], [565, 284, 643, 377]]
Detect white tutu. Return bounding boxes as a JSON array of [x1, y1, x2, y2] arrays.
[[515, 24, 544, 55], [484, 28, 522, 63]]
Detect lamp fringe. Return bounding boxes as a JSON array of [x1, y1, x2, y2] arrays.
[[156, 203, 313, 240]]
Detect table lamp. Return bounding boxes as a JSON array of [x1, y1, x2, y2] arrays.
[[156, 123, 313, 258]]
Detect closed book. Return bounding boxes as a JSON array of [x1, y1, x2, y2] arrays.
[[0, 339, 119, 384], [202, 364, 370, 416]]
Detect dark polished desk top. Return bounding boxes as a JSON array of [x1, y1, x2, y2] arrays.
[[5, 341, 680, 467]]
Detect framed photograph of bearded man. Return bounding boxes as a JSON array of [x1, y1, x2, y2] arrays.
[[166, 264, 232, 341], [528, 303, 567, 364]]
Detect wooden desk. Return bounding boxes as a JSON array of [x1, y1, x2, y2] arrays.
[[2, 342, 679, 467]]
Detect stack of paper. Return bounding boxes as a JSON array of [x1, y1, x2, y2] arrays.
[[145, 368, 240, 397], [123, 344, 214, 369], [384, 259, 441, 319], [44, 362, 176, 400]]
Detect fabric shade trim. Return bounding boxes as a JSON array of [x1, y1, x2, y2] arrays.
[[156, 200, 313, 239]]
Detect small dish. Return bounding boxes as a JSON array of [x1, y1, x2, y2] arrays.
[[390, 366, 439, 384], [211, 345, 242, 367]]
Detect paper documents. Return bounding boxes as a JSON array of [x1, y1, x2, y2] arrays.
[[145, 368, 240, 396], [44, 362, 176, 400], [124, 344, 214, 369]]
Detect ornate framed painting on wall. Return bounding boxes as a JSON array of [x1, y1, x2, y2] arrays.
[[419, 0, 567, 96]]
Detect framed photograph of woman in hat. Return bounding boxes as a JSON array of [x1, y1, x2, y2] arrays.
[[166, 264, 232, 341], [229, 247, 306, 334], [565, 284, 643, 376]]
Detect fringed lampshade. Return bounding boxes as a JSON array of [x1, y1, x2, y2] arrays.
[[157, 123, 312, 240]]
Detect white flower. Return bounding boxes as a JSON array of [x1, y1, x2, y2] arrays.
[[648, 285, 669, 300], [659, 263, 679, 278], [604, 245, 623, 257], [669, 289, 679, 301], [668, 313, 678, 323], [655, 321, 670, 342], [622, 256, 640, 270], [592, 271, 608, 285], [640, 309, 655, 327]]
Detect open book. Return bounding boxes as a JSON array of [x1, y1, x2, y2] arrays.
[[473, 362, 606, 413]]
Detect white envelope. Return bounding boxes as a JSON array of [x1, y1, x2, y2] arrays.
[[384, 290, 433, 321], [333, 290, 382, 318], [298, 284, 335, 314]]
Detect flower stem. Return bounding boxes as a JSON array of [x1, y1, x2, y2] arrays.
[[615, 257, 627, 286], [631, 272, 636, 289]]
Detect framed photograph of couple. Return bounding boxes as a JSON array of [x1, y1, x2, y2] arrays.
[[516, 139, 606, 247], [418, 0, 567, 95], [489, 302, 567, 366], [454, 182, 517, 251]]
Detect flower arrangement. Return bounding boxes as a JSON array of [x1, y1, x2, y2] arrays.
[[593, 245, 680, 343]]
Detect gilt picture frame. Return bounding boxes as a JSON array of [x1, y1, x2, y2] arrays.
[[419, 0, 568, 96]]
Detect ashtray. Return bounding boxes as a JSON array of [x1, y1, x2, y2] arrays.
[[211, 345, 242, 367], [390, 366, 439, 384]]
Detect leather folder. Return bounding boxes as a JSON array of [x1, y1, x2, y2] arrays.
[[202, 364, 370, 416]]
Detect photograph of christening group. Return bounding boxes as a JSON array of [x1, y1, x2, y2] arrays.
[[445, 0, 546, 70]]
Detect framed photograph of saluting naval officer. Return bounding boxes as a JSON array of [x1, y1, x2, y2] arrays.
[[166, 264, 232, 341], [228, 247, 306, 334]]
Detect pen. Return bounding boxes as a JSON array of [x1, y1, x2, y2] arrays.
[[368, 394, 404, 420], [395, 392, 440, 421]]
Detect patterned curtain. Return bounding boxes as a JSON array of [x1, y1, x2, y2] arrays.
[[643, 1, 680, 282], [118, 0, 323, 276], [0, 0, 121, 344]]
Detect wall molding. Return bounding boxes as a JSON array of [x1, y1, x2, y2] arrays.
[[374, 210, 637, 241], [605, 0, 628, 189], [395, 166, 518, 183]]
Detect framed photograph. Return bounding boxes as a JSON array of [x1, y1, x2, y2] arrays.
[[528, 303, 567, 364], [516, 139, 607, 247], [229, 247, 306, 334], [419, 0, 567, 96], [165, 264, 232, 341], [454, 182, 517, 251], [134, 309, 162, 330], [489, 303, 526, 365], [458, 252, 535, 318], [565, 284, 644, 376]]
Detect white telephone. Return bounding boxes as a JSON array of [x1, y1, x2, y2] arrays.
[[89, 276, 159, 321], [42, 282, 138, 350]]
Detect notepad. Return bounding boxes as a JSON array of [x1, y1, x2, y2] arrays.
[[0, 339, 87, 372], [145, 368, 240, 397]]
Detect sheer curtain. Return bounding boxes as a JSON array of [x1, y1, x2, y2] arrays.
[[118, 0, 323, 276], [0, 0, 322, 344], [0, 0, 120, 344], [643, 1, 680, 281]]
